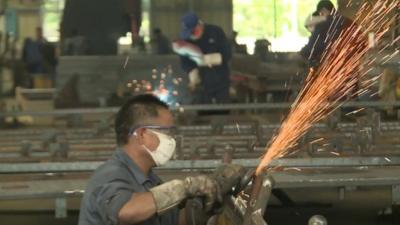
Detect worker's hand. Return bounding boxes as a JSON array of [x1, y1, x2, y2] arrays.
[[201, 53, 222, 67], [212, 164, 247, 195], [188, 68, 200, 92], [184, 175, 222, 212]]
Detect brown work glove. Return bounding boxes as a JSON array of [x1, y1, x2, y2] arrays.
[[184, 175, 222, 211], [212, 164, 247, 195], [183, 165, 248, 225]]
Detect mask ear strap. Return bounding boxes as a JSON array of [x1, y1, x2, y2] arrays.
[[129, 126, 144, 137], [142, 143, 152, 152]]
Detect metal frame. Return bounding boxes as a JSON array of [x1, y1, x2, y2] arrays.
[[393, 184, 400, 205], [2, 101, 400, 117], [1, 166, 400, 200], [1, 156, 400, 173]]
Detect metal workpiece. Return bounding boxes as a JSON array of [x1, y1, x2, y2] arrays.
[[243, 174, 274, 225], [224, 197, 246, 225]]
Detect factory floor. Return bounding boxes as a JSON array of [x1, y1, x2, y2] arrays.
[[0, 187, 398, 225]]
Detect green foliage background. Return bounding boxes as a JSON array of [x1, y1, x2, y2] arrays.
[[233, 0, 334, 38], [43, 0, 65, 39]]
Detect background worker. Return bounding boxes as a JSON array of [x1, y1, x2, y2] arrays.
[[300, 0, 353, 68], [173, 12, 232, 104], [304, 11, 327, 33]]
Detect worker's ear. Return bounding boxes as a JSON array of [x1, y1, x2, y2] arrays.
[[131, 127, 146, 143]]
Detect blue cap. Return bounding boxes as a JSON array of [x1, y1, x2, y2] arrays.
[[181, 12, 199, 39]]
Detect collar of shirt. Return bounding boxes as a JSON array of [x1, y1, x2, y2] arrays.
[[113, 148, 162, 187]]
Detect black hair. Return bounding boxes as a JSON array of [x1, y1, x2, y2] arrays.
[[317, 0, 335, 13], [114, 94, 169, 145]]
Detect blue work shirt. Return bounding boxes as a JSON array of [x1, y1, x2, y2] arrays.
[[180, 24, 232, 93], [78, 148, 179, 225]]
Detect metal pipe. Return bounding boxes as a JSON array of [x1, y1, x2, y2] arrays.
[[243, 175, 264, 225], [243, 174, 273, 225], [2, 101, 400, 117], [1, 156, 400, 174]]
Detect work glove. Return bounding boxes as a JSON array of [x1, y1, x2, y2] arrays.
[[172, 40, 204, 65], [172, 40, 222, 67], [184, 175, 222, 210], [202, 164, 247, 214], [184, 164, 248, 225], [186, 53, 223, 67], [188, 68, 200, 92], [201, 53, 222, 67], [150, 175, 221, 215], [212, 163, 247, 195]]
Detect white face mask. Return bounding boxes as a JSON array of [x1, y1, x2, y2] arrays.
[[143, 130, 176, 166]]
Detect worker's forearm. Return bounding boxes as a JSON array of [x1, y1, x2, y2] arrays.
[[118, 180, 185, 224], [150, 179, 187, 214], [118, 192, 156, 225], [119, 176, 219, 225]]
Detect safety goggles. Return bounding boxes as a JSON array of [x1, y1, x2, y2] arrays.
[[129, 125, 178, 137]]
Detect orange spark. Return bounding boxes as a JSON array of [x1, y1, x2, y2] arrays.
[[256, 0, 399, 175]]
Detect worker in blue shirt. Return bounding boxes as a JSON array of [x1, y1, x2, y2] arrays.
[[79, 94, 245, 225], [173, 12, 232, 104]]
